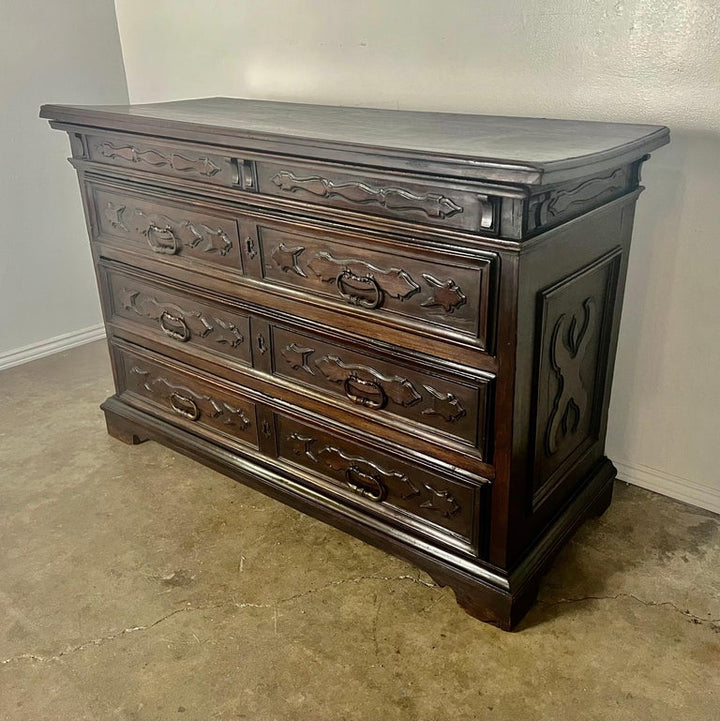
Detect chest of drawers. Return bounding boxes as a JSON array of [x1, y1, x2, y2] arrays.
[[41, 98, 669, 629]]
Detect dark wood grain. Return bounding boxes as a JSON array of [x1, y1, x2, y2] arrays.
[[42, 97, 668, 629]]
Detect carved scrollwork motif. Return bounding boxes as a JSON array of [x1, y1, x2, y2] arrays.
[[129, 366, 251, 431], [119, 287, 245, 348], [96, 142, 222, 177], [545, 297, 596, 456], [536, 168, 625, 227], [315, 355, 422, 407], [307, 251, 420, 306], [271, 170, 464, 220]]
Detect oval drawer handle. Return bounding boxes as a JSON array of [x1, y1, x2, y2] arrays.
[[146, 223, 180, 255], [344, 465, 386, 502], [336, 270, 383, 310], [169, 392, 200, 421], [159, 310, 191, 342], [343, 375, 387, 410]]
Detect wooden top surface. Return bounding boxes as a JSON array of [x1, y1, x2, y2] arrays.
[[41, 97, 669, 184]]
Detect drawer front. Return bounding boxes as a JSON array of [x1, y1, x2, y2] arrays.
[[105, 267, 252, 367], [87, 133, 239, 187], [256, 159, 496, 234], [116, 347, 259, 449], [247, 219, 494, 348], [275, 414, 482, 546], [271, 325, 491, 457], [91, 185, 243, 272]]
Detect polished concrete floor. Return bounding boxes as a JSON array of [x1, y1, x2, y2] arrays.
[[0, 340, 718, 720]]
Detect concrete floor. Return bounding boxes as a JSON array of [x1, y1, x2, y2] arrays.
[[0, 340, 718, 721]]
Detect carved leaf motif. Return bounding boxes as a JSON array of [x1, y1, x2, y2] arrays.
[[210, 318, 244, 347], [421, 385, 466, 423], [419, 482, 461, 518], [315, 355, 422, 407], [271, 170, 464, 220], [271, 243, 306, 276], [545, 297, 596, 456], [281, 343, 315, 375], [307, 251, 420, 301], [104, 201, 128, 230], [287, 432, 317, 461], [420, 274, 467, 313]]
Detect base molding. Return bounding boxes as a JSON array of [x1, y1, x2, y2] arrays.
[[0, 324, 106, 371], [101, 396, 616, 630], [615, 459, 720, 515]]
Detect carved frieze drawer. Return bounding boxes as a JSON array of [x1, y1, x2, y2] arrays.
[[115, 345, 259, 450], [271, 325, 492, 458], [87, 133, 240, 187], [256, 159, 497, 234], [90, 185, 243, 272], [276, 413, 485, 551], [104, 266, 252, 368], [246, 217, 495, 350]]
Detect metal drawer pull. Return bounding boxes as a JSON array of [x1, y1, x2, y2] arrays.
[[146, 223, 179, 254], [344, 465, 386, 502], [159, 311, 191, 342], [336, 270, 382, 310], [169, 392, 200, 421], [343, 375, 387, 410]]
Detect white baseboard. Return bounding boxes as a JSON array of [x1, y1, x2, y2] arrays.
[[0, 324, 106, 371], [615, 459, 720, 515]]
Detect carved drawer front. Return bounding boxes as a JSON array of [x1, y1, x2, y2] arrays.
[[105, 267, 252, 367], [250, 220, 494, 349], [276, 414, 484, 548], [256, 160, 496, 234], [272, 325, 491, 457], [91, 185, 242, 272], [115, 346, 259, 449], [87, 133, 240, 187]]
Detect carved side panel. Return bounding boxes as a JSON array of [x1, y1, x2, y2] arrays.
[[531, 250, 622, 506]]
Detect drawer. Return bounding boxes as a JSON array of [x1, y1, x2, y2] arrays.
[[103, 263, 493, 460], [245, 217, 495, 349], [87, 132, 242, 187], [91, 185, 243, 273], [256, 158, 497, 234], [103, 265, 252, 368], [269, 325, 492, 458], [275, 413, 484, 549], [115, 345, 259, 449]]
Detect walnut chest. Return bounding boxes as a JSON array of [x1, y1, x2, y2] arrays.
[[41, 98, 669, 629]]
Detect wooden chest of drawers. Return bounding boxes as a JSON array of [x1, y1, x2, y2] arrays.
[[41, 98, 669, 629]]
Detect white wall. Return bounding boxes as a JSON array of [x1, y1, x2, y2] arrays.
[[0, 0, 128, 364], [114, 0, 718, 513]]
